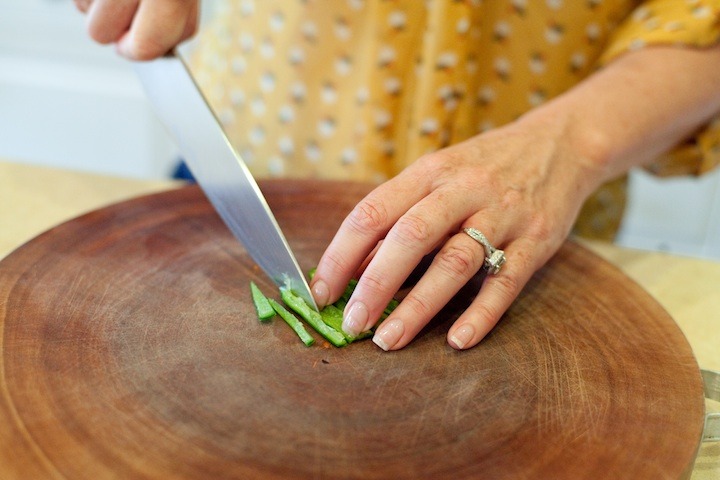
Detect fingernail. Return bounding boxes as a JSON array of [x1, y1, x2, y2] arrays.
[[311, 279, 329, 309], [450, 324, 475, 350], [342, 301, 369, 336], [373, 319, 404, 351]]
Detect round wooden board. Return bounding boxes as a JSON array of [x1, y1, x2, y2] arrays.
[[0, 181, 705, 479]]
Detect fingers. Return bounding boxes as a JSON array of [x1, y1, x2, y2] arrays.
[[86, 0, 139, 45], [446, 241, 538, 350], [310, 173, 432, 308], [334, 187, 480, 338], [371, 229, 490, 351], [116, 0, 198, 60], [79, 0, 199, 61]]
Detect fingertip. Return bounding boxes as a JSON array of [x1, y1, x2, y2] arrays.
[[311, 279, 330, 310], [448, 323, 476, 350]]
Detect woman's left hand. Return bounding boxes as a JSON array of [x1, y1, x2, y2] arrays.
[[309, 110, 604, 351]]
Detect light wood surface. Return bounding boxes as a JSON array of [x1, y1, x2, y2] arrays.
[[0, 161, 718, 478]]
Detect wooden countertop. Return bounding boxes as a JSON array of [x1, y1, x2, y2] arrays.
[[1, 160, 718, 478]]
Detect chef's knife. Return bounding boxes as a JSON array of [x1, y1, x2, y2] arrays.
[[134, 51, 318, 311]]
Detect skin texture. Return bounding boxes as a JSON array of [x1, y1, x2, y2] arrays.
[[75, 0, 720, 351], [74, 0, 198, 60]]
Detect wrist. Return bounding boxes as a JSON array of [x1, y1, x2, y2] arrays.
[[511, 97, 614, 196]]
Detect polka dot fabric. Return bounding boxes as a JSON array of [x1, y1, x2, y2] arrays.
[[188, 0, 720, 238]]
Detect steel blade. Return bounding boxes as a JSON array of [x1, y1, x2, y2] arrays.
[[134, 52, 318, 311]]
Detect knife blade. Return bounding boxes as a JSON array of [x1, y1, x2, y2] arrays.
[[133, 51, 318, 311]]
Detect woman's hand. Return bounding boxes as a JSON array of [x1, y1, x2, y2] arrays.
[[73, 0, 199, 60], [310, 110, 604, 351], [310, 44, 720, 352]]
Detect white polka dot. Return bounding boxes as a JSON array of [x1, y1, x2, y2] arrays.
[[374, 109, 392, 129], [291, 81, 307, 102], [347, 0, 364, 10], [384, 77, 402, 95], [305, 142, 321, 162], [249, 126, 266, 145], [231, 56, 247, 74], [436, 51, 458, 69], [260, 38, 275, 58], [664, 21, 683, 32], [570, 52, 587, 71], [229, 89, 246, 107], [278, 136, 294, 156], [478, 85, 496, 104], [269, 11, 284, 31], [511, 0, 528, 11], [335, 55, 352, 76], [586, 23, 601, 42], [322, 83, 337, 104], [355, 121, 368, 136], [378, 46, 396, 66], [278, 105, 295, 124], [528, 90, 546, 107], [240, 147, 255, 165], [381, 140, 395, 156], [260, 72, 276, 92], [239, 32, 254, 52], [544, 25, 563, 44], [493, 21, 511, 40], [341, 147, 358, 164], [268, 156, 284, 176], [479, 120, 495, 132], [628, 38, 646, 50], [494, 57, 511, 78], [546, 0, 562, 9], [632, 7, 651, 22], [239, 0, 255, 16], [388, 10, 407, 30], [356, 86, 370, 104], [289, 46, 305, 65], [335, 19, 351, 40], [302, 21, 318, 41], [529, 54, 546, 75], [218, 108, 235, 126], [692, 6, 711, 18], [456, 17, 470, 34], [250, 96, 266, 116], [420, 118, 439, 135], [318, 118, 336, 138]]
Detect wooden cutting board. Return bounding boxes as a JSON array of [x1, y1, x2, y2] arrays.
[[0, 181, 705, 479]]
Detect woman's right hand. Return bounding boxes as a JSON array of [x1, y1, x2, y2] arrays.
[[73, 0, 199, 61]]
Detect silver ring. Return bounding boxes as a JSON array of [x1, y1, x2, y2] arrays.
[[462, 227, 506, 275]]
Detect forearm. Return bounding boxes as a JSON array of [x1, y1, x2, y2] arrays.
[[518, 44, 720, 185]]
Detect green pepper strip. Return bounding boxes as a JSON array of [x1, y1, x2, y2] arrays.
[[250, 281, 275, 321], [280, 288, 347, 347], [268, 299, 315, 347]]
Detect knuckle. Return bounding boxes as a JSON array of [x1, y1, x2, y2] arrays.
[[489, 273, 521, 299], [435, 242, 483, 279], [400, 291, 435, 318], [471, 302, 503, 327], [358, 270, 390, 297], [390, 214, 432, 246], [346, 197, 388, 235]]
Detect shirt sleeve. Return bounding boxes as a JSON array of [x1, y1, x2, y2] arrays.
[[598, 0, 720, 176]]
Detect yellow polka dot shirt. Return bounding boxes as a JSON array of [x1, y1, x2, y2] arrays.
[[189, 0, 720, 239]]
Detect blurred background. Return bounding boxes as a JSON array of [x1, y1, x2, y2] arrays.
[[1, 0, 719, 259]]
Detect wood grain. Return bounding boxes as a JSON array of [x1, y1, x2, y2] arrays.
[[0, 181, 705, 479]]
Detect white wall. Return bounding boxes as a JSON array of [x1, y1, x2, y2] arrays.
[[0, 0, 179, 179], [617, 168, 720, 260], [1, 0, 718, 259]]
